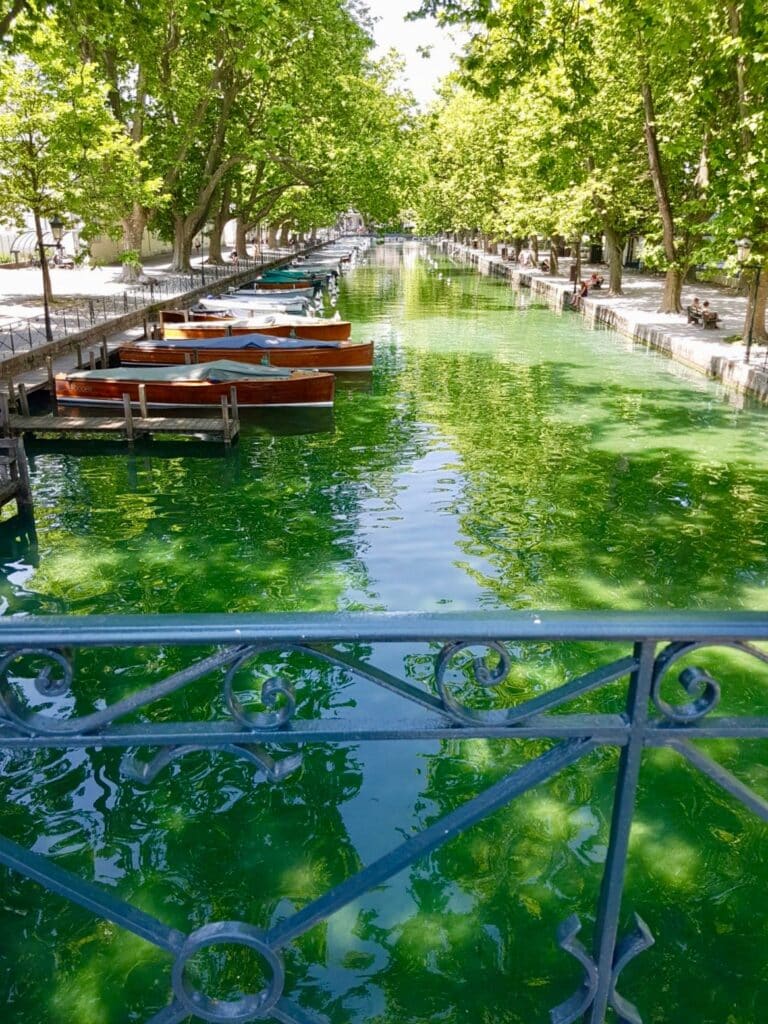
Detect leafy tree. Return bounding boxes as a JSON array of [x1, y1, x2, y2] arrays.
[[0, 21, 149, 315]]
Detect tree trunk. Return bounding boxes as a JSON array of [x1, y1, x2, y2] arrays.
[[572, 234, 582, 290], [171, 215, 193, 271], [640, 73, 681, 311], [310, 226, 317, 244], [660, 266, 684, 314], [120, 203, 147, 282], [235, 217, 248, 259], [549, 236, 559, 275], [207, 222, 223, 264], [33, 210, 53, 342], [267, 224, 279, 248], [278, 223, 290, 246], [604, 221, 625, 295], [531, 236, 539, 262], [743, 268, 768, 344]]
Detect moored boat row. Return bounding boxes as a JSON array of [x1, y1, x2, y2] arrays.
[[54, 239, 371, 412]]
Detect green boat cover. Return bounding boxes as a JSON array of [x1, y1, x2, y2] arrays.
[[66, 359, 294, 382]]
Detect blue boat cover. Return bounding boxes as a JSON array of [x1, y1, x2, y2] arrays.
[[146, 333, 342, 350]]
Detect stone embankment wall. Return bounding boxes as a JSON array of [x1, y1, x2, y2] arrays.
[[440, 241, 768, 406]]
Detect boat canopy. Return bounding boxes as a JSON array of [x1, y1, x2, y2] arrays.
[[145, 334, 342, 350], [66, 360, 294, 382]]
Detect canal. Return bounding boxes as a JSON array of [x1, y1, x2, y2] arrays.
[[1, 243, 767, 1021]]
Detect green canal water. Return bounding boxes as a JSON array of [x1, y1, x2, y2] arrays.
[[1, 243, 768, 1022]]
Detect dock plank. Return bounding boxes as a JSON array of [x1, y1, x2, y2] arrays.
[[7, 413, 238, 440]]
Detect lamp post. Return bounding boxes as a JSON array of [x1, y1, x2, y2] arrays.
[[36, 213, 64, 343], [737, 238, 761, 365]]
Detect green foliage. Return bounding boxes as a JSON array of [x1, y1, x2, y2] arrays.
[[0, 19, 153, 235]]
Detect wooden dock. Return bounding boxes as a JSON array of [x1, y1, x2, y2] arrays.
[[0, 386, 240, 446]]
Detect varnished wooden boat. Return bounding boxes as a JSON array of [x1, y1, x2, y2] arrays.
[[55, 360, 334, 409], [253, 278, 312, 290], [119, 335, 374, 372], [161, 315, 352, 342]]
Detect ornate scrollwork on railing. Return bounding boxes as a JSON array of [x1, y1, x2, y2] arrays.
[[169, 921, 286, 1023], [651, 640, 768, 723], [224, 648, 297, 730], [551, 913, 655, 1024], [549, 915, 599, 1024], [0, 644, 248, 736], [609, 914, 655, 1024], [0, 647, 74, 734], [435, 640, 516, 725]]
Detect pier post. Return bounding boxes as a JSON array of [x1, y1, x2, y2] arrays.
[[138, 384, 148, 419], [46, 357, 55, 394], [6, 378, 15, 413], [89, 350, 96, 370], [184, 352, 191, 365], [221, 395, 231, 445], [17, 383, 30, 418], [75, 343, 83, 368], [12, 437, 32, 514], [0, 393, 10, 437], [229, 385, 239, 427], [122, 393, 135, 442], [101, 338, 109, 368]]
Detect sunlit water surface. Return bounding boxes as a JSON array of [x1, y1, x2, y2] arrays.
[[1, 243, 767, 1022]]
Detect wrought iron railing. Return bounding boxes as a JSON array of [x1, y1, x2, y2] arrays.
[[0, 610, 766, 1023], [0, 258, 267, 358]]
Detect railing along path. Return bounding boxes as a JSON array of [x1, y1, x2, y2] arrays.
[[0, 611, 766, 1022]]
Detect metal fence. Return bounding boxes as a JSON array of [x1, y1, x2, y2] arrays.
[[0, 610, 766, 1023], [0, 258, 267, 358]]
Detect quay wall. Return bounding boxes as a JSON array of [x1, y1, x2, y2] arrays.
[[439, 241, 768, 406]]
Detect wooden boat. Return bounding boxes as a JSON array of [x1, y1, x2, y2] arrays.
[[235, 286, 318, 299], [55, 360, 334, 409], [253, 278, 313, 290], [196, 297, 312, 315], [119, 334, 374, 372], [160, 313, 352, 342]]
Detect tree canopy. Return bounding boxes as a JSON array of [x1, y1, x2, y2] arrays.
[[410, 0, 768, 333], [0, 0, 417, 273]]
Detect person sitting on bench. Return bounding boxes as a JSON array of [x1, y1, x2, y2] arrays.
[[589, 272, 604, 289], [701, 301, 720, 328], [687, 297, 703, 323]]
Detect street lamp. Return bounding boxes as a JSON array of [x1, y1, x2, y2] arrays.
[[50, 214, 64, 257], [195, 231, 206, 287], [39, 214, 64, 343], [736, 238, 761, 365]]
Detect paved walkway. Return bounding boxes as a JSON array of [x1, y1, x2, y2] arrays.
[[0, 249, 254, 324], [443, 244, 768, 404]]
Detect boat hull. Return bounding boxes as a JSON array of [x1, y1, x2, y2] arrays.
[[55, 371, 334, 409], [119, 340, 373, 372], [163, 320, 352, 341], [254, 279, 312, 290]]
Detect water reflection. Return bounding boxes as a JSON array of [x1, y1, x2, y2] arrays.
[[1, 244, 768, 1022]]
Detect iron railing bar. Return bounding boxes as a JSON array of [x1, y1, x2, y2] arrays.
[[1, 610, 767, 647], [0, 832, 185, 954], [662, 739, 768, 822], [0, 713, 632, 747], [266, 738, 599, 950], [646, 717, 768, 740], [587, 640, 657, 1024], [310, 643, 452, 716]]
